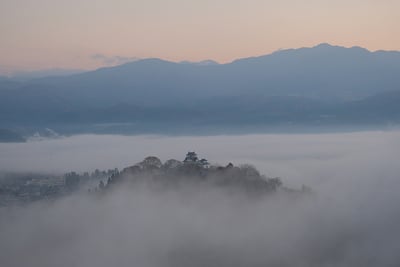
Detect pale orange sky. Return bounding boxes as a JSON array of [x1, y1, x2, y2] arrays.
[[0, 0, 399, 73]]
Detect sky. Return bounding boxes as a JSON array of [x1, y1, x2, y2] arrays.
[[0, 0, 399, 74]]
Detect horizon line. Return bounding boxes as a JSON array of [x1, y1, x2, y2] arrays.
[[2, 42, 400, 78]]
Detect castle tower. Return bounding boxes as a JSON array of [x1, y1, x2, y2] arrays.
[[183, 151, 198, 163]]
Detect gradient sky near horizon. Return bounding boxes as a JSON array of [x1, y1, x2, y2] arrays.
[[0, 0, 399, 74]]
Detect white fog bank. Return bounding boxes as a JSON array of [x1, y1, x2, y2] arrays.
[[1, 131, 400, 267], [1, 131, 399, 192]]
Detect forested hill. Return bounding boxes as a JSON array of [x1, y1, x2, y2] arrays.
[[103, 152, 289, 195]]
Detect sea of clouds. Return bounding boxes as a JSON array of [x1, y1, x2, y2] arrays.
[[1, 131, 400, 266]]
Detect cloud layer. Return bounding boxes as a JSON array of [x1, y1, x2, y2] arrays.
[[1, 131, 400, 266], [90, 54, 140, 66]]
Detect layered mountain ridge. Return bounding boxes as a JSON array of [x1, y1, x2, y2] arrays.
[[1, 43, 399, 135]]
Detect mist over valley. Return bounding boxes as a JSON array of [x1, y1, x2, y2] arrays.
[[2, 0, 400, 264], [1, 43, 399, 267], [1, 131, 400, 266]]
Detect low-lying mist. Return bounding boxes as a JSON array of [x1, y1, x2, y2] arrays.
[[1, 131, 400, 266], [1, 178, 399, 267]]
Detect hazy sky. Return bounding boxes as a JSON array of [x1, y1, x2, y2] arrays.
[[1, 0, 399, 73]]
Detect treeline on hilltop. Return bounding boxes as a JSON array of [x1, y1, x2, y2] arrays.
[[0, 152, 311, 206], [103, 152, 286, 195]]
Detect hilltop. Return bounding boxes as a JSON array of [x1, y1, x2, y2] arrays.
[[104, 152, 289, 195], [0, 152, 309, 206]]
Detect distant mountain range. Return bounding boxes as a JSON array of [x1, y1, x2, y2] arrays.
[[10, 68, 85, 80], [0, 129, 25, 143], [1, 43, 400, 136]]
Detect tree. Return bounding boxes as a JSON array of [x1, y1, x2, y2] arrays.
[[267, 177, 282, 191], [65, 172, 80, 190], [138, 156, 162, 170], [163, 159, 182, 169], [99, 180, 105, 190]]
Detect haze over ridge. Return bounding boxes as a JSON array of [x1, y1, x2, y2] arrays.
[[1, 43, 400, 137]]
